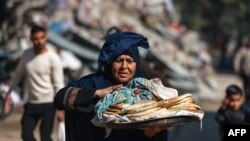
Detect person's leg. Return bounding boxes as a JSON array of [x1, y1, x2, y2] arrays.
[[21, 103, 38, 141], [245, 75, 250, 102], [241, 74, 249, 101], [39, 103, 55, 141]]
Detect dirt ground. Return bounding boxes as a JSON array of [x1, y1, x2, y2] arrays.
[[0, 106, 60, 141], [0, 73, 242, 141]]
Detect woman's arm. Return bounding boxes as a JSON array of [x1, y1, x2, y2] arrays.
[[54, 84, 122, 110], [54, 86, 95, 110]]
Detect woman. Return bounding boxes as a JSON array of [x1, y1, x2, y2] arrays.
[[54, 32, 169, 141]]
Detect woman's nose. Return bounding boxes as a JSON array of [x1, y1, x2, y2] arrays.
[[121, 60, 128, 68]]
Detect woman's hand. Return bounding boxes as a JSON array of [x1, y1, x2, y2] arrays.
[[94, 84, 123, 98], [142, 125, 172, 138]]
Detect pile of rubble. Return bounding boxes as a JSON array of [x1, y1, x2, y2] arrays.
[[0, 0, 218, 100]]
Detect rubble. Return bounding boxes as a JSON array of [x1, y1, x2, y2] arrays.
[[0, 0, 218, 101]]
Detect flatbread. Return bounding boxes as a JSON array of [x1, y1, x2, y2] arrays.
[[104, 111, 119, 115], [109, 104, 130, 109], [176, 97, 194, 104], [169, 103, 201, 110], [127, 107, 161, 118], [167, 94, 192, 103], [122, 101, 157, 114], [107, 108, 122, 114], [160, 94, 193, 108], [129, 108, 167, 121], [126, 103, 160, 114]]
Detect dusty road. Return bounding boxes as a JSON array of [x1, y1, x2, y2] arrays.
[[0, 106, 60, 141]]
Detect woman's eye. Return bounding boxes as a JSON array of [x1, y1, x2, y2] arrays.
[[114, 59, 122, 63], [126, 59, 134, 64]]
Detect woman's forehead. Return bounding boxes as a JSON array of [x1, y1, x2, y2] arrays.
[[116, 53, 133, 58]]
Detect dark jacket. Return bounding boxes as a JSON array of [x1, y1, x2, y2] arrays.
[[242, 102, 250, 123], [215, 108, 245, 125], [215, 107, 246, 141], [54, 32, 168, 141]]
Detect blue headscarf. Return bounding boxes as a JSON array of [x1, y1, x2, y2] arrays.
[[98, 32, 150, 83], [67, 32, 150, 90]]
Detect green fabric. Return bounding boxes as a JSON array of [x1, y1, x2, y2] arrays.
[[95, 78, 154, 119]]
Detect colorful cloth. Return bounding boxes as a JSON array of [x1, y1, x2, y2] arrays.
[[95, 78, 154, 119]]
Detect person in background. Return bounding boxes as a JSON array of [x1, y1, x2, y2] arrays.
[[4, 25, 64, 141], [0, 75, 21, 105], [54, 32, 169, 141], [215, 85, 246, 141], [234, 37, 250, 102]]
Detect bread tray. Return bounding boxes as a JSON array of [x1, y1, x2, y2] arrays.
[[106, 115, 200, 129]]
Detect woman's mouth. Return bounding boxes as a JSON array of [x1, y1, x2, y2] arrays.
[[118, 72, 128, 78]]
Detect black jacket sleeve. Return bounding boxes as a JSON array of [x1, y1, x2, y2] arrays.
[[73, 88, 96, 107], [242, 103, 250, 123], [54, 86, 96, 111], [215, 108, 226, 124], [54, 87, 68, 110]]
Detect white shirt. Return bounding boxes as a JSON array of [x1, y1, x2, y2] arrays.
[[10, 48, 64, 104]]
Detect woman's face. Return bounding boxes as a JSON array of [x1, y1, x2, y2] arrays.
[[112, 54, 136, 84]]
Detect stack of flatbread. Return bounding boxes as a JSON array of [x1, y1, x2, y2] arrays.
[[104, 94, 202, 121], [160, 94, 202, 111]]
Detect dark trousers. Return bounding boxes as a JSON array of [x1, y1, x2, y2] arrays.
[[241, 74, 250, 102], [21, 103, 55, 141]]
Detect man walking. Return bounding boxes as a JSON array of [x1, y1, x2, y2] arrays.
[[4, 25, 64, 141], [234, 37, 250, 102]]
